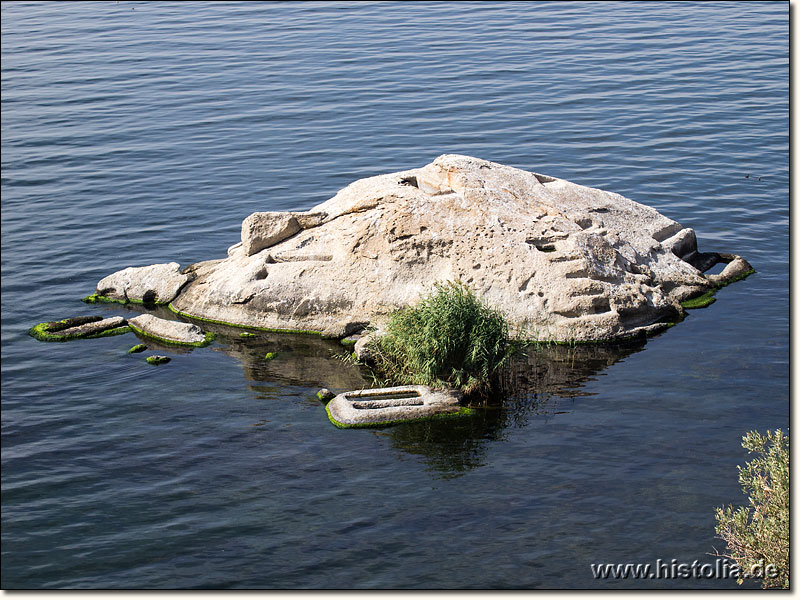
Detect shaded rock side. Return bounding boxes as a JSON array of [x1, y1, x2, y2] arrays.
[[102, 155, 752, 342]]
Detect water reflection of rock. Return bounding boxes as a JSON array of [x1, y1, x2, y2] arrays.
[[494, 340, 645, 424], [385, 340, 646, 478], [206, 326, 369, 390], [136, 308, 645, 478]]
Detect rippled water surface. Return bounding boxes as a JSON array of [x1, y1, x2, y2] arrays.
[[1, 1, 788, 590]]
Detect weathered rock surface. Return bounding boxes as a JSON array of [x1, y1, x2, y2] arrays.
[[128, 314, 211, 346], [95, 262, 190, 304], [30, 315, 129, 341], [96, 155, 752, 342], [326, 385, 464, 427]]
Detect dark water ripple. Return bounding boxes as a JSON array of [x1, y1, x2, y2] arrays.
[[1, 0, 787, 590]]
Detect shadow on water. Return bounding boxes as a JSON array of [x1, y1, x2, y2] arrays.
[[379, 340, 646, 478], [212, 331, 368, 391], [191, 313, 647, 478]]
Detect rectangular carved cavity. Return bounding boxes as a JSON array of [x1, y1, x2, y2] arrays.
[[46, 315, 102, 332], [347, 389, 421, 400], [350, 398, 425, 410]]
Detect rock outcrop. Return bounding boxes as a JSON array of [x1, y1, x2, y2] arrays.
[[92, 155, 752, 342], [91, 262, 190, 305]]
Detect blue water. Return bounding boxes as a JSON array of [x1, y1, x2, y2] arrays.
[[1, 1, 788, 590]]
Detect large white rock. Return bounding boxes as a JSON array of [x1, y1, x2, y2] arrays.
[[101, 155, 752, 342], [95, 262, 190, 304]]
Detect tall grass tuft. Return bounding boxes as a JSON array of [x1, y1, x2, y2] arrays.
[[368, 281, 513, 396]]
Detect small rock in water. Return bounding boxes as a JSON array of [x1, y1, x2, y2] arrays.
[[128, 344, 147, 353], [316, 388, 335, 402], [146, 355, 171, 365]]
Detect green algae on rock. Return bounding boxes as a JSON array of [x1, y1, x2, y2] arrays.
[[145, 355, 171, 365], [29, 316, 131, 342], [317, 388, 335, 402], [127, 344, 148, 353], [680, 267, 755, 310]]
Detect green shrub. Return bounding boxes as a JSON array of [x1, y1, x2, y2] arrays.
[[714, 429, 789, 589], [368, 281, 512, 396]]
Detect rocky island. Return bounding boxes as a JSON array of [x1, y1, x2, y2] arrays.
[[88, 155, 752, 343]]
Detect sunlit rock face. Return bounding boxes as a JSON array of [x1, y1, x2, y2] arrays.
[[96, 155, 751, 342]]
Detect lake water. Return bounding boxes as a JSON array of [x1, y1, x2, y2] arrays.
[[1, 1, 788, 590]]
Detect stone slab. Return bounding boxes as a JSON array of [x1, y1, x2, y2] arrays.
[[30, 315, 130, 341], [128, 313, 211, 346], [326, 385, 463, 427]]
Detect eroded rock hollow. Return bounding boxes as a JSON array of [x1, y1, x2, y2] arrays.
[[92, 155, 752, 342]]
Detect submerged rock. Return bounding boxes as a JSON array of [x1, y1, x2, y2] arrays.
[[128, 314, 214, 347], [93, 155, 752, 342]]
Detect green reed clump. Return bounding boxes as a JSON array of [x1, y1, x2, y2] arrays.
[[369, 282, 513, 396]]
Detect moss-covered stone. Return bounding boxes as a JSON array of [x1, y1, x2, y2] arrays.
[[716, 268, 755, 288], [29, 317, 131, 342], [325, 402, 475, 429], [264, 352, 277, 360], [317, 388, 335, 402], [90, 326, 132, 339], [680, 268, 756, 311], [145, 355, 171, 365], [682, 291, 717, 310], [82, 292, 169, 306], [240, 332, 257, 338], [128, 344, 148, 353]]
